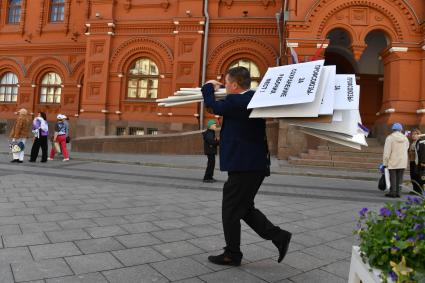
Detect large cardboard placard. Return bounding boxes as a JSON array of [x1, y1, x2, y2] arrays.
[[247, 60, 325, 109], [249, 64, 333, 118], [334, 75, 359, 110]]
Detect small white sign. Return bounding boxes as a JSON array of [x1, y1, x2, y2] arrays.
[[334, 75, 359, 110], [247, 60, 325, 109], [319, 65, 336, 115]]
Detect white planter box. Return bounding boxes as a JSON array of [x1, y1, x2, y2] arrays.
[[348, 246, 395, 283]]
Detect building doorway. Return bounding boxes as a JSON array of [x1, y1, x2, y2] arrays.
[[324, 28, 388, 135]]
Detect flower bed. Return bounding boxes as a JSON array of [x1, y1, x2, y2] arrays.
[[356, 194, 425, 283]]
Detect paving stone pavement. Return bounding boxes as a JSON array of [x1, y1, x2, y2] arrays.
[[0, 153, 398, 282]]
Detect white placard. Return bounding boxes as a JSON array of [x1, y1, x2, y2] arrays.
[[249, 64, 332, 118], [319, 66, 336, 115], [332, 110, 343, 122], [247, 60, 325, 109], [290, 109, 361, 136], [300, 128, 362, 150], [334, 75, 359, 110]]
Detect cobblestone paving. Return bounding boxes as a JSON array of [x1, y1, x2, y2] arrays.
[[0, 155, 390, 282]]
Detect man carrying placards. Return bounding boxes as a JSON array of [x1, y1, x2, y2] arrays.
[[201, 66, 292, 266]]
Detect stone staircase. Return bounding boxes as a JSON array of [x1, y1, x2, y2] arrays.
[[288, 138, 384, 172]]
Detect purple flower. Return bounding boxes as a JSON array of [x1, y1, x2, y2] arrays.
[[391, 246, 399, 254], [380, 207, 391, 217], [417, 234, 424, 240], [395, 209, 405, 218], [389, 271, 398, 282], [359, 208, 368, 217], [414, 224, 422, 230], [407, 237, 415, 243]]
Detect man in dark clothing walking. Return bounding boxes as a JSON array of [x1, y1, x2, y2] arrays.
[[201, 66, 291, 267], [203, 119, 219, 183]]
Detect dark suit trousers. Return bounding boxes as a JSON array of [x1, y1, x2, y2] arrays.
[[222, 172, 281, 258], [203, 154, 215, 180], [30, 136, 48, 162]]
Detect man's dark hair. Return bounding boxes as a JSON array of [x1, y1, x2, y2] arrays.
[[226, 66, 251, 90]]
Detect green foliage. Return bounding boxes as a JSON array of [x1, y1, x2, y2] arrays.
[[356, 195, 425, 283]]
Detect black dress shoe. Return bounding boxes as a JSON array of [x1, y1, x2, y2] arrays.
[[17, 160, 23, 163], [208, 253, 241, 266], [274, 230, 292, 263], [29, 160, 36, 163], [203, 179, 215, 183], [10, 159, 18, 163]]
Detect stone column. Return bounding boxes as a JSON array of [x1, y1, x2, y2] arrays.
[[375, 46, 422, 140], [78, 0, 115, 137]]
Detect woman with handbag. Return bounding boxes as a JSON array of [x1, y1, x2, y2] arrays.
[[29, 112, 49, 163], [9, 108, 31, 163], [48, 114, 69, 161]]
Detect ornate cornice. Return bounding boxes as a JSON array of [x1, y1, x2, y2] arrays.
[[0, 57, 27, 76], [20, 0, 27, 35], [301, 0, 421, 40], [208, 36, 277, 75], [110, 37, 174, 73], [121, 0, 170, 12], [209, 23, 278, 36], [37, 0, 45, 35], [64, 0, 71, 35], [27, 56, 72, 78], [219, 0, 276, 9]]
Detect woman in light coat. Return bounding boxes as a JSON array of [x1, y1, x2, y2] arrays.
[[383, 123, 409, 198], [9, 108, 31, 163]]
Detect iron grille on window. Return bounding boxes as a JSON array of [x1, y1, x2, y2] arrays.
[[50, 0, 65, 22], [147, 128, 158, 135], [0, 72, 19, 102], [8, 0, 21, 23], [129, 127, 145, 136], [116, 127, 126, 136]]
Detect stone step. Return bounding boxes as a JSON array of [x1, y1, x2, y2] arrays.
[[300, 153, 381, 163], [317, 145, 383, 154], [308, 149, 382, 159], [288, 157, 378, 170]]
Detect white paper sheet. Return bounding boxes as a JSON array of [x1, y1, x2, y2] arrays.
[[299, 128, 362, 150], [319, 66, 336, 115], [290, 109, 361, 136], [249, 64, 331, 118], [332, 110, 343, 122], [247, 60, 325, 109], [334, 75, 359, 110]]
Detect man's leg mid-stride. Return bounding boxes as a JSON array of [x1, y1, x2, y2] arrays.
[[208, 172, 291, 266]]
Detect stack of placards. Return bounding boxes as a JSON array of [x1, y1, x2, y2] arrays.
[[156, 88, 227, 107], [157, 60, 367, 149], [247, 60, 367, 149]]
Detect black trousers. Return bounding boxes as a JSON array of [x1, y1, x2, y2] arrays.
[[30, 136, 48, 162], [203, 154, 215, 180], [222, 171, 281, 259], [410, 162, 422, 193], [389, 168, 404, 195]]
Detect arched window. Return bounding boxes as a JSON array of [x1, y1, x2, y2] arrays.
[[50, 0, 65, 22], [127, 58, 159, 99], [0, 72, 19, 102], [229, 59, 261, 88], [40, 72, 62, 104], [8, 0, 21, 23]]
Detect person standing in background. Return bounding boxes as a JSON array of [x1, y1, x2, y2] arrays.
[[29, 112, 49, 163], [203, 119, 219, 183], [9, 108, 31, 163]]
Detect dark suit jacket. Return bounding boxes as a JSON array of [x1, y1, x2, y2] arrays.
[[201, 83, 270, 173]]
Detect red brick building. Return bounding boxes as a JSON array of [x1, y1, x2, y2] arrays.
[[0, 0, 424, 157]]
